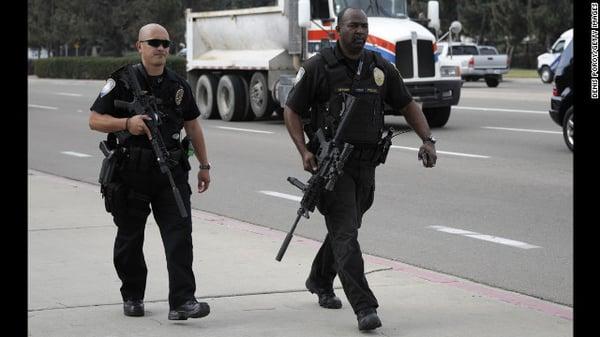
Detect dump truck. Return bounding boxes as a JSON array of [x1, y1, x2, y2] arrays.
[[185, 0, 462, 127]]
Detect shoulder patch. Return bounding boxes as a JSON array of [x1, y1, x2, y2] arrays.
[[294, 67, 306, 85], [100, 78, 116, 97]]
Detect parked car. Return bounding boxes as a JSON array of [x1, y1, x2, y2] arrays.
[[537, 28, 573, 83], [437, 42, 510, 87], [176, 48, 187, 57], [548, 39, 573, 151], [477, 45, 499, 55]]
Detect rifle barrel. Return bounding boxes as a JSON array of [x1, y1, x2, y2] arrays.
[[275, 212, 302, 261]]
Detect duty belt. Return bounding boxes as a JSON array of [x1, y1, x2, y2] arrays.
[[121, 147, 183, 172], [349, 144, 378, 162]]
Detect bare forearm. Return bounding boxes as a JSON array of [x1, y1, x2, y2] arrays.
[[283, 106, 309, 156], [184, 120, 209, 165], [89, 111, 127, 133], [402, 101, 432, 140]]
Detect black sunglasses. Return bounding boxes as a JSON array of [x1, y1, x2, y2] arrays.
[[141, 39, 171, 48]]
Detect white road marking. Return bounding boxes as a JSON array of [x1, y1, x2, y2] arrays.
[[259, 191, 301, 202], [61, 151, 92, 158], [29, 104, 57, 110], [55, 92, 83, 97], [483, 126, 562, 134], [215, 126, 274, 134], [455, 106, 547, 114], [390, 146, 490, 159], [429, 225, 541, 249]]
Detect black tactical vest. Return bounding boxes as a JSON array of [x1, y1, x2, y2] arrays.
[[315, 47, 387, 145], [113, 64, 185, 150]]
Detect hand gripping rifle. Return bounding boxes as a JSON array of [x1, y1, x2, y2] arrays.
[[276, 93, 358, 261], [112, 64, 188, 218]]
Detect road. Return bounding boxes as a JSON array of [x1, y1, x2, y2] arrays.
[[28, 76, 572, 306]]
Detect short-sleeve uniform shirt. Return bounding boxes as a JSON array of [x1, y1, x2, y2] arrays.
[[90, 64, 200, 148]]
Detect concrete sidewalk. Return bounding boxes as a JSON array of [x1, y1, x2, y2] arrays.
[[28, 169, 572, 337]]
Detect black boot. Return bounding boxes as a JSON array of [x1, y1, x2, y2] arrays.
[[168, 298, 210, 320], [305, 278, 342, 309], [357, 308, 382, 331], [123, 299, 144, 317]]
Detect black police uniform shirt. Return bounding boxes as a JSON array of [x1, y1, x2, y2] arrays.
[[90, 64, 200, 150], [286, 42, 413, 123]]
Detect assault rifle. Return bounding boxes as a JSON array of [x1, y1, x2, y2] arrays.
[[112, 64, 188, 218], [276, 93, 358, 261]]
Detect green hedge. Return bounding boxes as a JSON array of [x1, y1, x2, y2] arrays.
[[32, 56, 187, 79]]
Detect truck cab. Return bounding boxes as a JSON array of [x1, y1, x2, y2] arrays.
[[185, 0, 461, 127], [537, 28, 573, 83]]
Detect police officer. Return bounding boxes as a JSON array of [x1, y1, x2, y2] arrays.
[[283, 8, 437, 331], [89, 23, 212, 320]]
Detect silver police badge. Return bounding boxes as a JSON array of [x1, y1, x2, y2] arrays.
[[175, 87, 184, 106], [100, 78, 116, 97], [373, 67, 385, 86]]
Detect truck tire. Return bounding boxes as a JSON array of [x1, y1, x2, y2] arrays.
[[540, 66, 554, 83], [423, 106, 451, 128], [485, 76, 499, 87], [249, 72, 274, 119], [562, 106, 573, 152], [216, 75, 247, 121], [241, 76, 255, 121], [195, 74, 219, 119]]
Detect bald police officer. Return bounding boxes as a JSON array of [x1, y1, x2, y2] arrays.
[[89, 23, 212, 321], [283, 8, 437, 331]]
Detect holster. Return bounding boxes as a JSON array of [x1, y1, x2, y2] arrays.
[[102, 181, 128, 215], [372, 129, 394, 166], [303, 121, 319, 154], [99, 151, 117, 186]]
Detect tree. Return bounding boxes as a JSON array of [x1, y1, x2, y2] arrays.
[[28, 0, 188, 57]]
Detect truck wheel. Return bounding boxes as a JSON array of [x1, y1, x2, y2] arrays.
[[216, 75, 247, 121], [562, 106, 573, 152], [195, 74, 219, 119], [485, 76, 499, 87], [241, 76, 254, 121], [540, 66, 554, 83], [249, 72, 274, 119], [423, 106, 451, 128]]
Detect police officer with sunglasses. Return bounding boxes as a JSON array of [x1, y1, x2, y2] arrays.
[[283, 8, 437, 331], [89, 23, 212, 321]]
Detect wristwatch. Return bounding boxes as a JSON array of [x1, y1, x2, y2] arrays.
[[423, 135, 437, 144], [199, 163, 211, 170]]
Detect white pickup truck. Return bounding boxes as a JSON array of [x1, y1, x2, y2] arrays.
[[437, 42, 510, 87]]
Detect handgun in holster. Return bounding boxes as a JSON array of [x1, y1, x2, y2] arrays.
[[374, 128, 394, 165], [303, 120, 319, 154], [98, 140, 118, 188]]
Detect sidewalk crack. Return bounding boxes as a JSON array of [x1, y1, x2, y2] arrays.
[[365, 267, 393, 275]]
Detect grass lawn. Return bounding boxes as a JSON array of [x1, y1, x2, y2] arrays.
[[505, 68, 539, 78]]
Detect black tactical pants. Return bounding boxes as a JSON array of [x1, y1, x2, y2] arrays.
[[111, 163, 195, 310], [309, 150, 379, 314]]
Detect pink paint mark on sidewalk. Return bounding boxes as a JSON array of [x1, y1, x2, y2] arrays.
[[362, 255, 572, 321], [29, 170, 571, 323], [192, 208, 572, 321]]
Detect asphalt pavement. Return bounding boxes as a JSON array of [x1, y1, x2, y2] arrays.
[[28, 169, 572, 337]]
